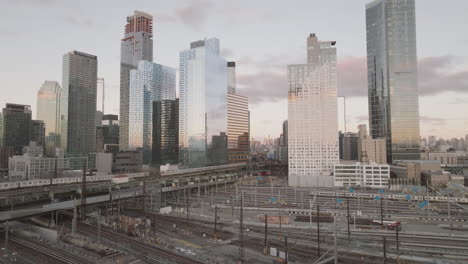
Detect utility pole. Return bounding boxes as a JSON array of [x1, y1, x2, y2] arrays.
[[317, 205, 320, 257], [98, 208, 101, 244], [383, 236, 387, 264], [153, 213, 156, 236], [4, 221, 8, 250], [396, 226, 399, 261], [232, 195, 234, 217], [284, 235, 288, 264], [72, 198, 77, 235], [380, 197, 384, 229], [448, 196, 453, 229], [186, 191, 189, 226], [81, 159, 87, 220], [334, 216, 338, 264], [239, 192, 245, 263], [346, 197, 351, 241], [214, 206, 218, 240], [264, 214, 268, 255]]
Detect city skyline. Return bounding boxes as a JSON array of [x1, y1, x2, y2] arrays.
[[0, 0, 467, 140]]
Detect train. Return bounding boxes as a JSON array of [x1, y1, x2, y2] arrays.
[[310, 191, 468, 204], [0, 172, 148, 191]]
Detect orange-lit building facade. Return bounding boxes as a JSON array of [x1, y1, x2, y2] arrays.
[[227, 94, 249, 163]]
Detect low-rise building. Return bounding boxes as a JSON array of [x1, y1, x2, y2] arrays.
[[8, 154, 87, 181], [390, 160, 441, 180], [421, 151, 460, 165], [334, 162, 390, 189], [112, 151, 142, 173], [421, 170, 451, 187]]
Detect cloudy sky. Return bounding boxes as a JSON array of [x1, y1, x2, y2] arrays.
[[1, 0, 467, 140]]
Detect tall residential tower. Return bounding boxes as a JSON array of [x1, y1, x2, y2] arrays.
[[288, 34, 339, 187], [120, 11, 153, 151], [61, 51, 98, 155], [366, 0, 420, 162]]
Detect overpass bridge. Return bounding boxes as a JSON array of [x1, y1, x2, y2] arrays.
[[0, 163, 265, 222]]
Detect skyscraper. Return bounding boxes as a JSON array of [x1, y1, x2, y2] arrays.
[[120, 11, 153, 151], [37, 81, 61, 136], [227, 61, 236, 94], [152, 100, 178, 166], [61, 51, 98, 155], [179, 38, 228, 168], [366, 0, 420, 162], [288, 34, 339, 187], [0, 104, 32, 154], [128, 61, 175, 164], [31, 120, 45, 146], [227, 93, 249, 163]]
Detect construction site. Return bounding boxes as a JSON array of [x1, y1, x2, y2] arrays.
[[1, 164, 468, 264]]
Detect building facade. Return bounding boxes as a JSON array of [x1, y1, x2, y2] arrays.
[[342, 132, 359, 161], [227, 61, 236, 94], [128, 61, 175, 164], [0, 104, 32, 155], [334, 162, 390, 189], [179, 38, 228, 168], [366, 0, 420, 162], [120, 11, 153, 151], [288, 34, 339, 187], [227, 93, 249, 163], [31, 120, 45, 146], [357, 124, 387, 164], [37, 81, 61, 136], [152, 100, 178, 166], [61, 51, 98, 155]]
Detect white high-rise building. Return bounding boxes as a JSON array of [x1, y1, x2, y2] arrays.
[[288, 34, 338, 187], [179, 38, 228, 168]]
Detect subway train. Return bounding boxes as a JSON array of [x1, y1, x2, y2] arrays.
[[0, 172, 148, 191]]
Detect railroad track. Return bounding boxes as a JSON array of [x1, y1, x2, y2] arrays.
[[9, 235, 87, 264], [76, 222, 203, 264]]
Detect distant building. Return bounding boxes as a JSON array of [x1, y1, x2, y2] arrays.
[[279, 120, 288, 164], [0, 104, 32, 154], [366, 0, 420, 162], [120, 11, 153, 152], [390, 160, 441, 181], [342, 132, 359, 161], [421, 151, 460, 165], [112, 151, 142, 173], [334, 162, 390, 189], [22, 141, 44, 157], [357, 124, 387, 164], [61, 51, 98, 155], [421, 170, 451, 188], [129, 61, 176, 164], [152, 100, 178, 166], [96, 114, 120, 153], [288, 34, 338, 187], [179, 38, 228, 168], [36, 81, 61, 136], [8, 154, 87, 181], [227, 93, 249, 163], [31, 120, 45, 146], [227, 61, 236, 94]]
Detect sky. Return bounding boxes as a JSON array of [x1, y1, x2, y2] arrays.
[[0, 0, 467, 141]]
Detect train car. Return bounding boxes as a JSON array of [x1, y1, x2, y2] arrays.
[[111, 175, 129, 184], [0, 181, 20, 190], [372, 220, 401, 231]]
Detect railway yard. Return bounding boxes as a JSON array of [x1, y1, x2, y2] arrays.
[[1, 173, 468, 263]]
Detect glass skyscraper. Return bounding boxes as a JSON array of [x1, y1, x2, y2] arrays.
[[61, 51, 98, 155], [179, 38, 228, 168], [128, 61, 175, 164], [152, 100, 178, 166], [288, 34, 339, 187], [366, 0, 420, 162], [120, 11, 153, 151], [37, 81, 61, 137]]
